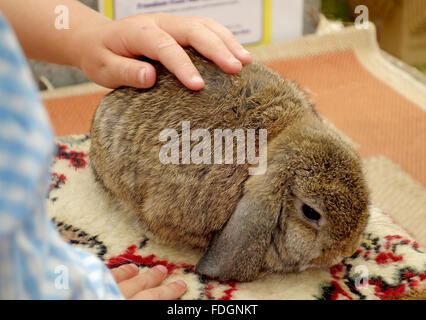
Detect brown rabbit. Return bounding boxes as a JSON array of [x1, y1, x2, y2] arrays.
[[90, 48, 369, 282]]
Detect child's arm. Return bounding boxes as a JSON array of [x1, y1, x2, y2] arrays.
[[0, 14, 186, 299], [0, 0, 251, 90]]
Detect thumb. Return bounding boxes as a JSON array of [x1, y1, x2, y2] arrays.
[[102, 54, 157, 89]]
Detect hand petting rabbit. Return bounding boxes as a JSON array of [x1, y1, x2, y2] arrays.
[[90, 48, 369, 282]]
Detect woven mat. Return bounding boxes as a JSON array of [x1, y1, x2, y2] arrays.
[[43, 25, 426, 300]]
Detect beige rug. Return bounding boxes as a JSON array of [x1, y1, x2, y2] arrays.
[[43, 24, 426, 299]]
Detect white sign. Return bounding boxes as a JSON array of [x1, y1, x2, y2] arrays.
[[101, 0, 263, 45], [99, 0, 304, 45]]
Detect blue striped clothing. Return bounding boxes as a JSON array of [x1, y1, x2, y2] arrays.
[[0, 13, 123, 299]]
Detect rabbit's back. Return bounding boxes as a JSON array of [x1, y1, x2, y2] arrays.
[[90, 49, 315, 248]]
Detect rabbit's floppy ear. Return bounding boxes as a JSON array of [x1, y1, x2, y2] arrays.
[[195, 191, 282, 281]]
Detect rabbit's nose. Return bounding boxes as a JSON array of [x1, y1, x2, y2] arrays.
[[331, 256, 344, 265], [343, 242, 361, 258], [343, 247, 357, 258]]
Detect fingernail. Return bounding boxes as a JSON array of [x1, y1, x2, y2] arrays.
[[126, 264, 139, 272], [175, 280, 186, 288], [155, 264, 168, 273], [138, 68, 146, 85], [240, 48, 250, 56], [230, 57, 242, 66], [190, 75, 204, 86]]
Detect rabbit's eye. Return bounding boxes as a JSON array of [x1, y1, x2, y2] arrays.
[[301, 204, 321, 222]]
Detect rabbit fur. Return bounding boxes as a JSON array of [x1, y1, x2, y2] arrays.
[[90, 48, 369, 281]]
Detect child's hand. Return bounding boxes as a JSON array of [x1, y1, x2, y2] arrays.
[[110, 264, 186, 300], [74, 13, 252, 90]]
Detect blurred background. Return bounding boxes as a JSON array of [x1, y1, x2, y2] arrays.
[[322, 0, 426, 73], [30, 0, 426, 90]]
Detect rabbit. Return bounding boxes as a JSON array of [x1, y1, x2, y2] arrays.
[[90, 48, 370, 282]]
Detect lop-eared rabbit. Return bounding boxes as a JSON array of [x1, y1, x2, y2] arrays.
[[90, 48, 369, 281]]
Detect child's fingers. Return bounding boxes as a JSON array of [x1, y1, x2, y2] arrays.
[[133, 25, 205, 90], [130, 280, 187, 300], [160, 17, 243, 75], [117, 265, 169, 299], [110, 264, 139, 283], [98, 14, 250, 90], [100, 53, 157, 89], [200, 18, 252, 65]]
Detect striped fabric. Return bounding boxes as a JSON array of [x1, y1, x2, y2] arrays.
[[0, 13, 123, 299]]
